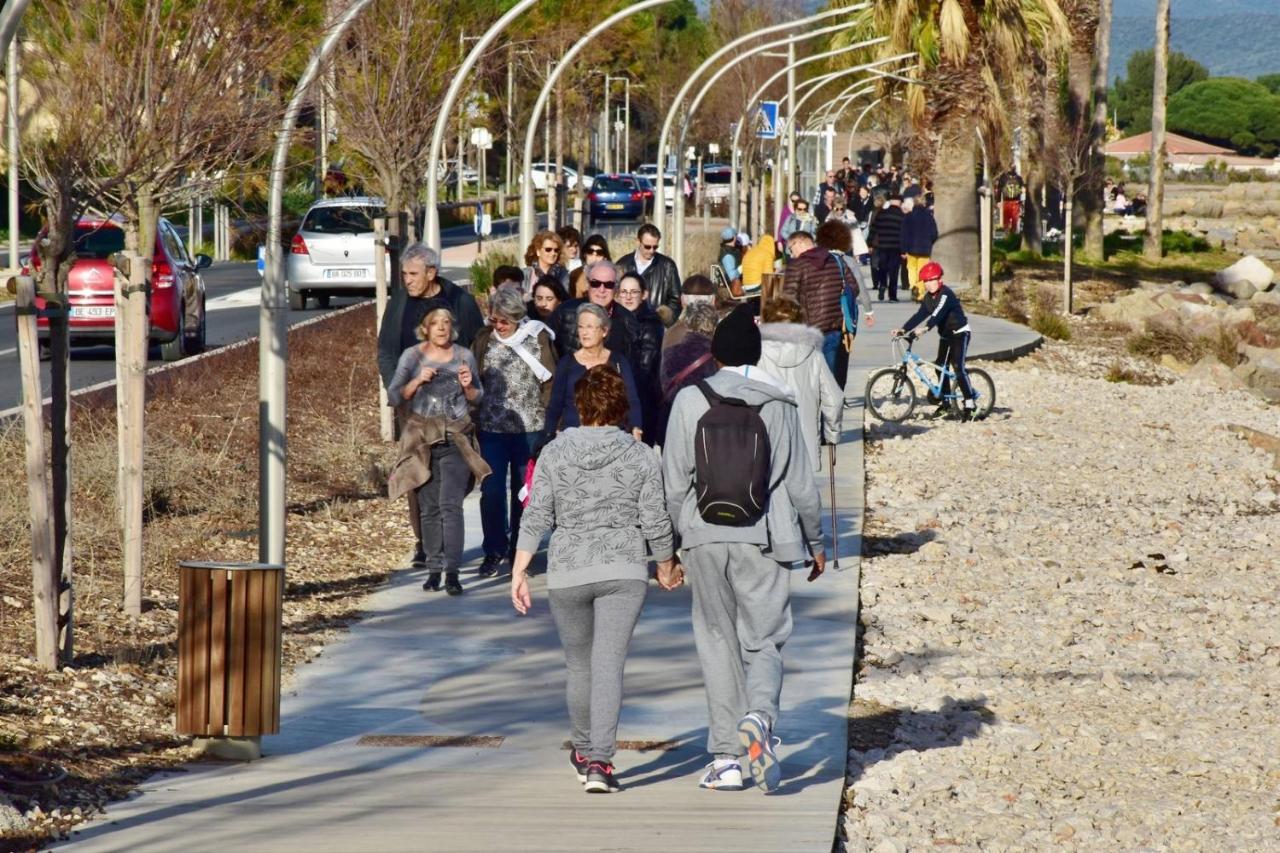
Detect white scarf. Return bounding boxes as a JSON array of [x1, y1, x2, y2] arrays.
[[494, 319, 553, 382]]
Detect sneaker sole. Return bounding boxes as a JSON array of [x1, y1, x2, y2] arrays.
[[583, 780, 618, 793], [738, 716, 781, 793], [699, 779, 745, 791]]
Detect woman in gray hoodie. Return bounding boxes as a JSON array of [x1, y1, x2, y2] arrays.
[[511, 365, 679, 795]]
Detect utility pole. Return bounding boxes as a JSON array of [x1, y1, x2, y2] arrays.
[[7, 38, 17, 271], [623, 78, 631, 173], [602, 73, 611, 173], [505, 49, 514, 198]]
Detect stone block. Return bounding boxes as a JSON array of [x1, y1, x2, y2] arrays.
[[1212, 255, 1275, 300]]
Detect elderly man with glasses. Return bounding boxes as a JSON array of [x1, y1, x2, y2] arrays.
[[617, 223, 682, 323], [378, 242, 485, 570], [547, 259, 639, 365]]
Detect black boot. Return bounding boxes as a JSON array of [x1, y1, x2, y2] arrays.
[[477, 554, 503, 579], [444, 572, 463, 596], [422, 572, 442, 592]]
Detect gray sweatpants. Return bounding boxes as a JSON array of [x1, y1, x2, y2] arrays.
[[684, 542, 793, 759], [548, 579, 648, 763]]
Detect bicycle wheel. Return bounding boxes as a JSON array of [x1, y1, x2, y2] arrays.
[[866, 367, 917, 423], [966, 368, 996, 420]]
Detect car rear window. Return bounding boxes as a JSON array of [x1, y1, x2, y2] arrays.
[[302, 205, 385, 234], [73, 225, 126, 259], [704, 171, 732, 184], [593, 178, 631, 192]]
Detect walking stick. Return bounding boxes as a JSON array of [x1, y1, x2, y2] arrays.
[[828, 443, 839, 572]]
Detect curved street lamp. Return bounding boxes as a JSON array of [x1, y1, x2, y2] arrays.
[[518, 0, 678, 251], [260, 0, 377, 564], [652, 4, 868, 227], [424, 0, 543, 250]]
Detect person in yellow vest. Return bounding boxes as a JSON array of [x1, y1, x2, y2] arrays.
[[740, 235, 776, 301]]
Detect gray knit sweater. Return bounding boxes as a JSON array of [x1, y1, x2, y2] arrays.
[[516, 426, 674, 589]]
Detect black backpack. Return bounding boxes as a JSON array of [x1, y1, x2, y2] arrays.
[[693, 380, 771, 526]]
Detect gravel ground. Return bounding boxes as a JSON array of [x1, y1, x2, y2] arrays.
[[844, 341, 1280, 851]]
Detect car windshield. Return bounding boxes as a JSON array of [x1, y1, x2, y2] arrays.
[[302, 205, 384, 234], [73, 225, 126, 259]]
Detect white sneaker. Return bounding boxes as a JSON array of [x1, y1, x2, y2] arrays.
[[738, 711, 782, 793], [698, 759, 745, 791]]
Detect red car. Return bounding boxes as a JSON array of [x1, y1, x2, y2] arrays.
[[30, 216, 210, 361]]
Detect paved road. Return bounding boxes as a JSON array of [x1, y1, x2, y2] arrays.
[[55, 300, 1038, 852]]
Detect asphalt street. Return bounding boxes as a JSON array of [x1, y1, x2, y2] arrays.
[[0, 213, 645, 412]]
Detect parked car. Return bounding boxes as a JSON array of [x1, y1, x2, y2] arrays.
[[434, 160, 479, 185], [635, 163, 661, 180], [29, 215, 210, 362], [585, 174, 645, 225], [287, 197, 391, 310], [688, 163, 735, 206], [633, 175, 656, 214], [520, 163, 592, 192]]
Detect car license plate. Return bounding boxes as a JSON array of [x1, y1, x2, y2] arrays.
[[606, 203, 625, 210], [69, 305, 116, 319], [323, 268, 369, 280]]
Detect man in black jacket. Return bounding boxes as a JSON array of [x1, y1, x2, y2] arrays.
[[376, 242, 485, 568], [868, 195, 905, 301], [617, 223, 681, 322], [548, 259, 638, 362]]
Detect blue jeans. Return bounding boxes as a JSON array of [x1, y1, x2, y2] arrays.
[[478, 430, 538, 559], [820, 329, 850, 390]]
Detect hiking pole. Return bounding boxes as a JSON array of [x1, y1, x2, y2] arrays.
[[828, 443, 840, 572]]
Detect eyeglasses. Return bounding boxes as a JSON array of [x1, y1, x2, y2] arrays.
[[540, 245, 558, 253], [639, 242, 659, 250], [588, 279, 617, 289], [796, 205, 808, 212], [618, 288, 642, 297], [489, 316, 515, 326], [584, 247, 604, 256]]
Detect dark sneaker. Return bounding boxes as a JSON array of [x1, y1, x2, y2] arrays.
[[444, 573, 463, 596], [698, 759, 745, 791], [584, 761, 619, 793], [411, 543, 427, 570], [928, 405, 951, 420], [477, 554, 503, 579], [737, 712, 782, 793], [422, 572, 441, 592], [570, 749, 590, 783]]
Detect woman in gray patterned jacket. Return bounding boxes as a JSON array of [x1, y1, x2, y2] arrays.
[[511, 365, 682, 795]]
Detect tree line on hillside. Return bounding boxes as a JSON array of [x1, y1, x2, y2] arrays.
[[1111, 49, 1280, 157]]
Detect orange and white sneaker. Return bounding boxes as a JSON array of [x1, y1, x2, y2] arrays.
[[738, 712, 782, 793]]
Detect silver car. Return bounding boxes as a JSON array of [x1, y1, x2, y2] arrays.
[[287, 197, 390, 309]]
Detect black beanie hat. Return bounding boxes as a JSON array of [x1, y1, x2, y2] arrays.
[[712, 304, 761, 367]]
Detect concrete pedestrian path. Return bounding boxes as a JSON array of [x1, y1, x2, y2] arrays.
[[58, 298, 1037, 853]]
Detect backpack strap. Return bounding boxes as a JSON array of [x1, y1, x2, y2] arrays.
[[696, 379, 721, 405], [665, 353, 714, 403]]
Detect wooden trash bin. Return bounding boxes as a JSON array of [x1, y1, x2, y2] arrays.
[[177, 562, 284, 741]]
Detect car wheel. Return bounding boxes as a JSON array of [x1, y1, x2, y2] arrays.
[[289, 287, 306, 311], [315, 292, 331, 309], [185, 297, 206, 355], [161, 303, 186, 362]]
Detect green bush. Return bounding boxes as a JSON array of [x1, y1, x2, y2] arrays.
[[282, 181, 315, 218], [1161, 230, 1210, 254], [468, 240, 520, 296]]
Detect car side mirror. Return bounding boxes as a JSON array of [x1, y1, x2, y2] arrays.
[[195, 254, 213, 270]]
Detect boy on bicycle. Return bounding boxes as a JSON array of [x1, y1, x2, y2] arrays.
[[891, 261, 979, 421]]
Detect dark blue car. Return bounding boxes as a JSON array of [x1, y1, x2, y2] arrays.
[[587, 174, 645, 225]]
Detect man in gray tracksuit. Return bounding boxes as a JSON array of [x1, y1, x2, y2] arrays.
[[662, 305, 827, 794]]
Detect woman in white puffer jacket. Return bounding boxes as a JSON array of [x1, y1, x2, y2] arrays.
[[756, 297, 844, 473]]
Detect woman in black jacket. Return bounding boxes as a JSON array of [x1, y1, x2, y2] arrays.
[[614, 271, 664, 445]]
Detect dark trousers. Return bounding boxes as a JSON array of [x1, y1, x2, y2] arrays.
[[873, 249, 901, 300], [478, 430, 537, 559], [820, 329, 850, 391], [416, 442, 473, 572], [936, 331, 975, 403]]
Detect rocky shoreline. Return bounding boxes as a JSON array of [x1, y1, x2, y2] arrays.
[[844, 341, 1279, 850]]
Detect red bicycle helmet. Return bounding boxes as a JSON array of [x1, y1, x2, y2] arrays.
[[919, 261, 944, 281]]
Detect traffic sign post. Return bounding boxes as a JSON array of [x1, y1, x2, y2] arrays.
[[756, 101, 779, 139]]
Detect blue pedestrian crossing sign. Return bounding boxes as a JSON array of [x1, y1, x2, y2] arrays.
[[756, 101, 779, 139]]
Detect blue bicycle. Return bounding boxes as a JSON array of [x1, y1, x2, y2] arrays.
[[865, 333, 996, 423]]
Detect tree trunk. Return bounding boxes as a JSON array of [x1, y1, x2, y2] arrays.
[[1145, 0, 1170, 261], [931, 132, 981, 288], [1083, 0, 1113, 260], [374, 216, 393, 442], [553, 77, 564, 232], [15, 275, 59, 670], [118, 192, 156, 617], [49, 264, 73, 663], [1021, 165, 1044, 256]]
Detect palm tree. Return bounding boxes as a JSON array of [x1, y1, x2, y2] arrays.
[[844, 0, 1069, 287], [1144, 0, 1170, 261], [1084, 0, 1112, 260]]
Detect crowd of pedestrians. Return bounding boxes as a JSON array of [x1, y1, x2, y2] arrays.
[[375, 172, 976, 795]]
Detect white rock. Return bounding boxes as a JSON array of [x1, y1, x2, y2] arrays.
[[1212, 255, 1275, 300]]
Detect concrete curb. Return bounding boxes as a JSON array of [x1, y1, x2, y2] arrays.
[[970, 334, 1044, 363]]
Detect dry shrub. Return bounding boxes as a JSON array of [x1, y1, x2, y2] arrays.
[[996, 280, 1030, 325], [1030, 286, 1072, 341], [1127, 322, 1206, 363]]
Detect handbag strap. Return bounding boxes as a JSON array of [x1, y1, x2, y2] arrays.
[[665, 352, 714, 403]]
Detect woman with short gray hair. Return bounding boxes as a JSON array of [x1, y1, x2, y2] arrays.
[[469, 283, 559, 577], [543, 302, 642, 443]]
